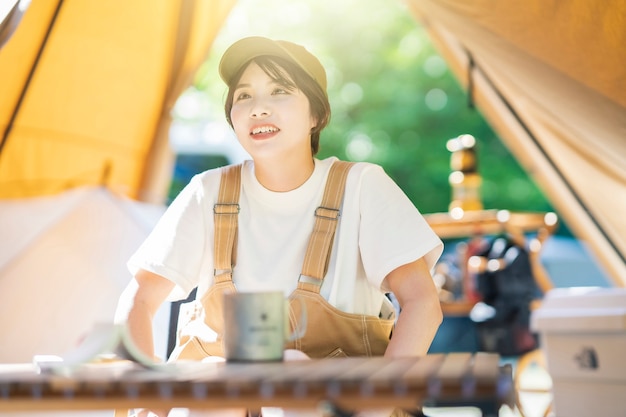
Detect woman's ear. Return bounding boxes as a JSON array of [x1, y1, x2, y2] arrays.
[[310, 116, 318, 132]]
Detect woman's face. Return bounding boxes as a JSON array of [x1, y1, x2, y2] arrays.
[[229, 62, 316, 160]]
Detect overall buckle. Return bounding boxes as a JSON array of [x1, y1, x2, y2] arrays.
[[314, 206, 340, 220], [213, 203, 240, 214]]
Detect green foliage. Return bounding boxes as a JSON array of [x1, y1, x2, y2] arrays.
[[178, 0, 553, 216]]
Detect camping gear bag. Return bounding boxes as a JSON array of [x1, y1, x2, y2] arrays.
[[470, 236, 539, 356]]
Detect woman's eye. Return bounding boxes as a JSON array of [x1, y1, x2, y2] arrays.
[[235, 92, 251, 101], [272, 87, 289, 95]]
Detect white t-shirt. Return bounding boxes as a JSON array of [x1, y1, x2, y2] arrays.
[[128, 157, 443, 316]]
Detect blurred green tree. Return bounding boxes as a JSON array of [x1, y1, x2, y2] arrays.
[[177, 0, 553, 217]]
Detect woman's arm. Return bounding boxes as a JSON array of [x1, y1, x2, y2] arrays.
[[384, 257, 443, 357], [354, 260, 441, 417], [116, 269, 175, 360]]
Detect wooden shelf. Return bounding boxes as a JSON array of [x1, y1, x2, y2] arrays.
[[424, 209, 558, 240]]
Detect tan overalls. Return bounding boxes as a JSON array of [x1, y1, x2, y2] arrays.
[[170, 161, 396, 361]]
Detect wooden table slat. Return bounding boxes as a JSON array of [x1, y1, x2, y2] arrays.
[[400, 354, 446, 385], [470, 352, 501, 383], [434, 352, 473, 381], [0, 354, 515, 414]]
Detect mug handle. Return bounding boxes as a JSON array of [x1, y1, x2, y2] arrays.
[[285, 295, 307, 341]]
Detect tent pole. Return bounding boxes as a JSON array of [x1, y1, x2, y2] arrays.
[[0, 0, 65, 157]]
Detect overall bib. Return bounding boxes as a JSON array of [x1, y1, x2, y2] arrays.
[[170, 161, 396, 361]]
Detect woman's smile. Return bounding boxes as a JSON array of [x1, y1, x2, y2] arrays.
[[250, 124, 280, 140]]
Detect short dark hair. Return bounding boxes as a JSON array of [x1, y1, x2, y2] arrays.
[[224, 55, 331, 155]]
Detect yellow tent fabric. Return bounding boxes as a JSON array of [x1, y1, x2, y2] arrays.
[[406, 0, 626, 286], [0, 0, 236, 202], [2, 0, 624, 287]]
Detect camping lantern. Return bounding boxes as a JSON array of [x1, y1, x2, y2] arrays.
[[447, 134, 483, 215]]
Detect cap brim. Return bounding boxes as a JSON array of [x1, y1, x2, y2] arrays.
[[218, 36, 326, 92], [219, 37, 293, 84]]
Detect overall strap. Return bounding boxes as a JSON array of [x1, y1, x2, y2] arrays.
[[299, 161, 354, 293], [213, 164, 242, 284]]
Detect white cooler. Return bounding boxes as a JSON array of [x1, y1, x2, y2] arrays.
[[531, 286, 626, 417]]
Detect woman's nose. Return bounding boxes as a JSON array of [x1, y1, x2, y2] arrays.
[[250, 99, 271, 118]]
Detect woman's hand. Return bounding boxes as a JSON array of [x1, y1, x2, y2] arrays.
[[283, 349, 310, 361]]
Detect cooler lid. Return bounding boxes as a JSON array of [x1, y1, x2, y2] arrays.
[[531, 287, 626, 332]]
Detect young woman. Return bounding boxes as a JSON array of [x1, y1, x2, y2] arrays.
[[117, 36, 444, 417]]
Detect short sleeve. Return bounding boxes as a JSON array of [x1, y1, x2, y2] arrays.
[[357, 165, 443, 291], [127, 173, 214, 300]]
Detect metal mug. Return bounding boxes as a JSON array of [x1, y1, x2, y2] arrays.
[[222, 291, 307, 362]]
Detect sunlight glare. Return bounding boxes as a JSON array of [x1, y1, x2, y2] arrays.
[[340, 82, 364, 106], [346, 133, 373, 161], [423, 55, 447, 78], [172, 90, 211, 121], [425, 88, 447, 111], [283, 2, 311, 25], [398, 31, 424, 58]]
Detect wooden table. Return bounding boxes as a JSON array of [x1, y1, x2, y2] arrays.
[[0, 353, 515, 416]]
